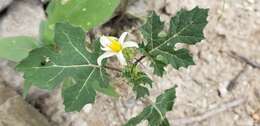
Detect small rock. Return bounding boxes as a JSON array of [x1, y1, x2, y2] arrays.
[[0, 0, 13, 12], [218, 81, 230, 97], [82, 104, 92, 113], [247, 0, 255, 4], [126, 0, 149, 18], [124, 97, 136, 108], [0, 60, 24, 90], [0, 84, 17, 104], [40, 0, 49, 4], [0, 0, 45, 37], [0, 84, 51, 126], [252, 109, 260, 124]]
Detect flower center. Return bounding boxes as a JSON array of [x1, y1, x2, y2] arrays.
[[108, 37, 123, 52]]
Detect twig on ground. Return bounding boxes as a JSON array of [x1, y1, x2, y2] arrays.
[[217, 65, 247, 97], [226, 65, 247, 91], [134, 55, 145, 65], [171, 98, 246, 125], [229, 51, 260, 69], [218, 51, 260, 93], [221, 50, 260, 92]]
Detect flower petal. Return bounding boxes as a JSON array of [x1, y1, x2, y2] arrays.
[[97, 52, 116, 65], [119, 32, 128, 44], [122, 41, 139, 48], [100, 36, 111, 47], [101, 47, 112, 51], [116, 52, 127, 66]]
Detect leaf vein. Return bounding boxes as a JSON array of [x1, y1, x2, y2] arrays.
[[63, 32, 91, 63], [47, 68, 65, 83]]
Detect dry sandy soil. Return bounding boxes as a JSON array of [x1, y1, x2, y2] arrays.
[[0, 0, 260, 126]]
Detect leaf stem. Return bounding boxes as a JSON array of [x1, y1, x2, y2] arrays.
[[104, 65, 122, 72], [103, 55, 146, 72]]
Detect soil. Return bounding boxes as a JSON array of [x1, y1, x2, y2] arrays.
[[0, 0, 260, 126]]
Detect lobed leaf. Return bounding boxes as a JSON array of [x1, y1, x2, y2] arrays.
[[0, 36, 39, 62], [17, 23, 109, 112], [125, 86, 177, 126], [123, 65, 153, 99], [41, 0, 119, 45], [140, 7, 208, 76], [39, 20, 55, 45], [48, 0, 119, 31]]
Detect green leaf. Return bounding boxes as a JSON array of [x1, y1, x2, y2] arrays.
[[125, 86, 177, 126], [23, 81, 32, 98], [169, 7, 208, 44], [17, 23, 109, 112], [93, 83, 119, 97], [140, 7, 208, 76], [0, 36, 39, 62], [63, 76, 118, 98], [122, 48, 137, 62], [123, 65, 153, 99], [46, 0, 56, 16], [47, 0, 119, 31], [39, 20, 55, 45]]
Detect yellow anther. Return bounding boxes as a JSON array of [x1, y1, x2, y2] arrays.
[[108, 37, 123, 52]]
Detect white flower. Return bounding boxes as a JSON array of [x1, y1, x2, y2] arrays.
[[97, 32, 139, 66]]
